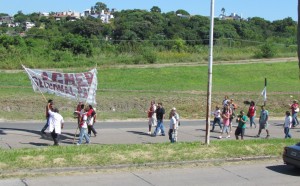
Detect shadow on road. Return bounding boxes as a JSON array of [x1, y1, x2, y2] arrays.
[[0, 128, 79, 146], [127, 130, 149, 136], [266, 165, 300, 176]]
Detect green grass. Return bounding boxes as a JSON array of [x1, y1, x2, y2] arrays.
[[0, 61, 300, 120], [0, 139, 297, 173]]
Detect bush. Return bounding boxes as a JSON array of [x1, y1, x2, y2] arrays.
[[141, 48, 157, 64], [255, 43, 276, 58]]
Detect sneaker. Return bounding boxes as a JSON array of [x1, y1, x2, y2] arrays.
[[218, 136, 222, 139], [94, 133, 97, 137], [147, 131, 151, 135], [256, 135, 260, 138], [266, 135, 270, 139], [76, 143, 80, 146], [210, 130, 214, 132], [161, 134, 166, 136], [226, 135, 230, 138]]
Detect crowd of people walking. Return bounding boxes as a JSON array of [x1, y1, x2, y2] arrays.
[[40, 96, 298, 146]]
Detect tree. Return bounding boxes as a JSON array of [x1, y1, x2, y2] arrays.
[[175, 9, 190, 16], [150, 6, 161, 13], [94, 2, 107, 13], [14, 11, 28, 24], [221, 7, 226, 16]]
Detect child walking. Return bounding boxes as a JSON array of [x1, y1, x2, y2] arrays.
[[218, 106, 231, 139], [284, 111, 292, 139], [211, 106, 222, 132]]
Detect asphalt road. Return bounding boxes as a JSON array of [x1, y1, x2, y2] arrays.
[[0, 160, 299, 186], [0, 119, 299, 149]]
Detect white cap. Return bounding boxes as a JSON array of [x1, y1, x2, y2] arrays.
[[172, 107, 176, 111]]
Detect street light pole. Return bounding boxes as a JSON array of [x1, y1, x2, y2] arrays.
[[205, 0, 215, 145]]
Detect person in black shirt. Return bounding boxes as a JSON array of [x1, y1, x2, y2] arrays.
[[152, 102, 166, 136]]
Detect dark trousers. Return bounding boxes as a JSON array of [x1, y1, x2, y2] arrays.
[[88, 125, 97, 136], [211, 117, 222, 131], [51, 129, 60, 145], [41, 117, 49, 133]]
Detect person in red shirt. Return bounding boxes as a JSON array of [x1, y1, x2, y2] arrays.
[[87, 105, 97, 137], [248, 101, 256, 128], [290, 100, 299, 127]]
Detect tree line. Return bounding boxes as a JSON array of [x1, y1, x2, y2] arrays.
[[0, 2, 297, 66]]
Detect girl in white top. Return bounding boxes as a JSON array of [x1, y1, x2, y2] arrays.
[[284, 111, 292, 139], [168, 111, 178, 143], [77, 107, 90, 145]]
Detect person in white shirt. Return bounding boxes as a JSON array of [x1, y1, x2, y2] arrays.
[[47, 103, 64, 146], [284, 111, 292, 139], [168, 111, 178, 143], [211, 106, 222, 132]]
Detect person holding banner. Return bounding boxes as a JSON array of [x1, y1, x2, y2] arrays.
[[41, 99, 53, 136], [47, 103, 64, 146]]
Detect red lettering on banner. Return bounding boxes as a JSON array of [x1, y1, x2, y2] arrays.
[[75, 73, 88, 87], [53, 84, 64, 92], [65, 86, 75, 96], [64, 74, 75, 86], [42, 72, 48, 81], [84, 72, 93, 85], [52, 73, 63, 84]]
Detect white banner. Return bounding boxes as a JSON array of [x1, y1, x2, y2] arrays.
[[23, 65, 97, 105]]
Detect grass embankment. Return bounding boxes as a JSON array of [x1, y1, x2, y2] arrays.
[[0, 139, 297, 177], [0, 61, 299, 120]]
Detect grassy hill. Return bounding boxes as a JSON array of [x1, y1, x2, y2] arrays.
[[0, 59, 299, 121]]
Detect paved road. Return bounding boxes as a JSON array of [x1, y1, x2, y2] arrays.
[[0, 160, 299, 186], [0, 119, 299, 149]]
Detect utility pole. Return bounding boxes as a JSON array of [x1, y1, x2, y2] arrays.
[[205, 0, 215, 145]]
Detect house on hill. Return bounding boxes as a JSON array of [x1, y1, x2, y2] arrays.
[[53, 10, 82, 21], [84, 9, 114, 23]]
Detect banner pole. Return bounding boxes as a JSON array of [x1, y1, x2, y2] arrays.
[[22, 65, 47, 102]]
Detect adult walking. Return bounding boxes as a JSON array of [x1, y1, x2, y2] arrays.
[[87, 105, 97, 137], [235, 110, 248, 140], [77, 107, 90, 145], [41, 99, 53, 136], [47, 103, 64, 146], [152, 102, 166, 137], [219, 106, 231, 139], [248, 101, 256, 128], [290, 100, 299, 127], [146, 101, 157, 135], [256, 105, 270, 139]]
